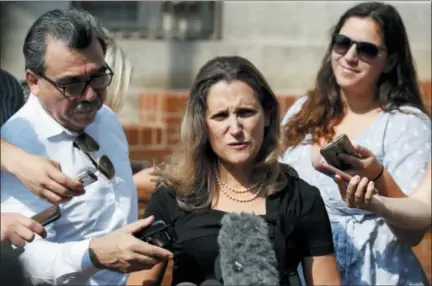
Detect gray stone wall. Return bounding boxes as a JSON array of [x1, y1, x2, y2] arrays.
[[1, 1, 430, 122]]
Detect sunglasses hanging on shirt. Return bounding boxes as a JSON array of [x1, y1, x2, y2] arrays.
[[73, 133, 115, 180]]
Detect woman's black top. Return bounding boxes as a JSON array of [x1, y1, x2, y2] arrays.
[[144, 175, 335, 285]]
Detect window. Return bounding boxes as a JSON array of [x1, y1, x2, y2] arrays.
[[71, 1, 222, 40]]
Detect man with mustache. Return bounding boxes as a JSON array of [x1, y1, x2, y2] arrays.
[[0, 8, 172, 286]]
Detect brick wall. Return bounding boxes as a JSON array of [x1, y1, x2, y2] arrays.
[[124, 81, 431, 284]]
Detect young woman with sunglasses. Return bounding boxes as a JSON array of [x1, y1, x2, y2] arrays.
[[280, 2, 430, 285]]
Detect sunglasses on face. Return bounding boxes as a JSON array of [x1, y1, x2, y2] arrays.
[[332, 34, 386, 61], [73, 133, 115, 180], [38, 63, 114, 98]]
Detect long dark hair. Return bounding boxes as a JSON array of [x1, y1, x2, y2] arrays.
[[284, 2, 426, 148], [158, 56, 295, 211]]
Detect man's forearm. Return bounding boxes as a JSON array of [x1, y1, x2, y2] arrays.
[[1, 137, 24, 173], [20, 238, 100, 285], [1, 138, 13, 171]]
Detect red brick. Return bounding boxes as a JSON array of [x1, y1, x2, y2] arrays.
[[278, 95, 297, 119], [167, 134, 180, 147], [153, 128, 165, 146], [129, 149, 172, 163], [165, 114, 183, 127], [139, 127, 153, 146], [164, 92, 189, 113], [123, 124, 140, 146], [422, 81, 431, 101], [139, 110, 158, 124]]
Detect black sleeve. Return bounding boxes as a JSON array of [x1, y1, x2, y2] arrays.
[[0, 69, 25, 127], [299, 185, 335, 257], [143, 186, 178, 225]]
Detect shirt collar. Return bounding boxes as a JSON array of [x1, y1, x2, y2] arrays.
[[28, 94, 80, 139]]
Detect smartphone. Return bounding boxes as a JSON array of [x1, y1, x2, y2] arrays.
[[320, 134, 360, 170], [31, 204, 61, 226], [133, 220, 177, 250], [314, 161, 353, 182], [74, 170, 98, 187]]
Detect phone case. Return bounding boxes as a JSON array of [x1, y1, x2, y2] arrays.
[[320, 134, 359, 170], [133, 220, 176, 249], [314, 162, 353, 181], [31, 205, 61, 226], [74, 170, 98, 187]]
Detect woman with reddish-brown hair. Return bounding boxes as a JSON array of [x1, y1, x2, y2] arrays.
[[280, 2, 430, 285]]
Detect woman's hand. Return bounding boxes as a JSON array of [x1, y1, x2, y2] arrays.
[[335, 174, 380, 211], [338, 144, 383, 181]]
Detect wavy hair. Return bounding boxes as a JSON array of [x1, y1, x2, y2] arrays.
[[283, 2, 426, 148], [103, 29, 133, 113], [157, 56, 295, 211]]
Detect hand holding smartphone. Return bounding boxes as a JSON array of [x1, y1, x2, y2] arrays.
[[31, 204, 61, 227], [320, 134, 360, 170], [314, 161, 353, 182], [133, 220, 177, 250], [74, 170, 98, 187], [30, 171, 97, 227]]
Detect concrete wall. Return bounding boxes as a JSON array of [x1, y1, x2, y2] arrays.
[[1, 1, 431, 122]]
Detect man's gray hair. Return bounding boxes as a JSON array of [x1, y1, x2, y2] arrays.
[[23, 8, 107, 74]]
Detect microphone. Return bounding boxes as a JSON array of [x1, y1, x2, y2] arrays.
[[176, 280, 222, 286], [200, 279, 223, 286], [217, 212, 279, 285]]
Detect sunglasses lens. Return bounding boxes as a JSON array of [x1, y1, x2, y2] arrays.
[[99, 155, 115, 179], [332, 34, 352, 55], [333, 34, 381, 61], [75, 133, 99, 152], [357, 43, 379, 61]]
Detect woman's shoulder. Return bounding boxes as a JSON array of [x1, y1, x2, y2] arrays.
[[147, 184, 179, 211], [386, 105, 430, 122], [381, 105, 431, 141], [271, 163, 322, 216], [145, 184, 184, 222], [290, 175, 321, 203], [281, 95, 308, 125], [151, 184, 177, 201]]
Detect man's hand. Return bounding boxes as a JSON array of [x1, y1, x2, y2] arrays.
[[1, 213, 47, 247], [9, 153, 85, 204], [89, 216, 173, 273]]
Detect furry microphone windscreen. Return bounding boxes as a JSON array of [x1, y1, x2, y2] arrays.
[[217, 212, 280, 285]]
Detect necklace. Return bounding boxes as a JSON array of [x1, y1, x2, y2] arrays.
[[219, 184, 263, 203], [215, 175, 263, 203], [215, 173, 260, 193]]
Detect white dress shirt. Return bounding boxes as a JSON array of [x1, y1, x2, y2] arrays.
[[1, 94, 138, 285]]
